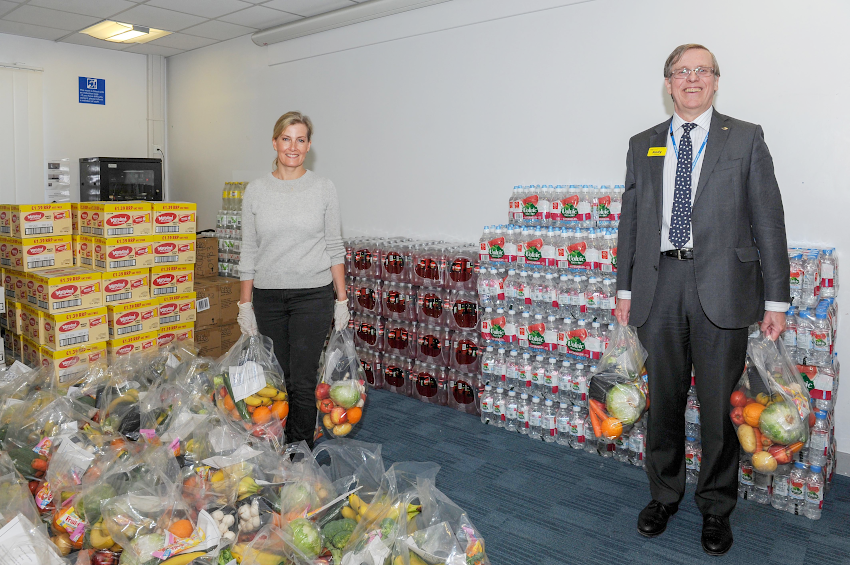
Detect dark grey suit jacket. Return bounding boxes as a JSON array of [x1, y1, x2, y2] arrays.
[[616, 109, 790, 329]]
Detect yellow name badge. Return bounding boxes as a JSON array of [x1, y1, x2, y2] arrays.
[[647, 147, 667, 157]]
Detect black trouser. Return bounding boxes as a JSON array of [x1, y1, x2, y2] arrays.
[[637, 254, 748, 517], [253, 284, 334, 447]]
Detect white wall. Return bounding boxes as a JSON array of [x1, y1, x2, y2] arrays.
[[0, 33, 149, 202], [167, 0, 850, 463]]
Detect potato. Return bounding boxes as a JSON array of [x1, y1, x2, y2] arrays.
[[752, 451, 778, 473], [737, 424, 757, 453]]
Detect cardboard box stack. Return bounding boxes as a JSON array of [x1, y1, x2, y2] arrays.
[[194, 276, 240, 358], [2, 201, 200, 370]]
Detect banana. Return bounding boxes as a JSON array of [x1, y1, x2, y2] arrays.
[[340, 506, 357, 520], [211, 470, 225, 482], [257, 387, 278, 398], [244, 395, 263, 406], [407, 503, 422, 516], [261, 397, 273, 406], [274, 391, 287, 401], [160, 551, 206, 565], [348, 494, 363, 514]]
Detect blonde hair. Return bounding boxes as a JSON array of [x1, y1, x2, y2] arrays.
[[664, 44, 720, 78], [272, 111, 314, 170]]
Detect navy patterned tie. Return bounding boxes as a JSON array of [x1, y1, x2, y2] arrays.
[[669, 122, 698, 249]]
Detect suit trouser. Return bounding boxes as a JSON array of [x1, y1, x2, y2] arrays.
[[253, 284, 334, 447], [637, 254, 748, 517]]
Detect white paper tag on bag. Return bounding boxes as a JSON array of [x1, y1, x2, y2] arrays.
[[229, 361, 265, 402]]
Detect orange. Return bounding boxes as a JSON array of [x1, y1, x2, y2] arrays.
[[601, 417, 622, 439], [271, 400, 289, 420], [743, 403, 765, 427], [230, 408, 241, 420], [223, 395, 235, 411], [346, 407, 363, 425], [252, 406, 272, 425], [168, 519, 194, 539]]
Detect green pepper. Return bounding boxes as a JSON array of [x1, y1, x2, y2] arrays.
[[222, 373, 250, 421]]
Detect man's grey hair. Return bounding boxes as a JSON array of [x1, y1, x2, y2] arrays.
[[664, 44, 720, 78]]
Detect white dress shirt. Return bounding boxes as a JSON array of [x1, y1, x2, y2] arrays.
[[618, 107, 788, 313]]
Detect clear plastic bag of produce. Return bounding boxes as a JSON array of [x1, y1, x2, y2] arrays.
[[63, 361, 110, 414], [214, 334, 288, 450], [312, 439, 385, 502], [274, 441, 337, 524], [173, 354, 219, 404], [729, 334, 811, 472], [138, 382, 188, 442], [5, 511, 71, 563], [44, 430, 123, 514], [97, 361, 146, 441], [316, 329, 367, 439], [0, 452, 42, 528], [395, 479, 489, 565], [233, 523, 316, 565], [587, 324, 649, 440]]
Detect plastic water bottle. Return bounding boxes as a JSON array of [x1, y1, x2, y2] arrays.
[[819, 248, 836, 298], [753, 469, 771, 504], [771, 463, 791, 511], [559, 360, 572, 405], [789, 252, 803, 305], [805, 465, 824, 520], [796, 308, 814, 364], [556, 402, 571, 446], [629, 419, 646, 467], [569, 406, 586, 449], [542, 399, 558, 443], [504, 390, 519, 432], [519, 352, 532, 392], [801, 254, 819, 307], [543, 357, 560, 400], [531, 355, 545, 396], [685, 436, 700, 485], [480, 346, 495, 386], [782, 306, 798, 361], [810, 311, 831, 366], [480, 385, 494, 425], [516, 393, 530, 435], [479, 225, 491, 263], [614, 428, 630, 462], [584, 413, 598, 454], [528, 396, 543, 440], [572, 363, 587, 407], [808, 411, 829, 467], [494, 348, 508, 386], [506, 349, 520, 390], [684, 376, 700, 439], [787, 462, 808, 515], [738, 454, 754, 500], [492, 387, 506, 428]]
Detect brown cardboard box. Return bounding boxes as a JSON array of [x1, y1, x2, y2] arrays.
[[194, 326, 221, 358], [219, 321, 240, 353], [194, 278, 221, 329], [194, 235, 218, 278], [210, 276, 240, 323]]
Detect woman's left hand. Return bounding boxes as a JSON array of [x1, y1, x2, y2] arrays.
[[334, 299, 350, 331]]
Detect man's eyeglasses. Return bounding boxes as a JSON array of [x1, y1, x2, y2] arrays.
[[670, 67, 715, 80]]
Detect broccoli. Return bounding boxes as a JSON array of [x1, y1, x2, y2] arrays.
[[331, 531, 351, 549], [379, 517, 396, 539], [339, 518, 357, 532], [321, 520, 342, 541]]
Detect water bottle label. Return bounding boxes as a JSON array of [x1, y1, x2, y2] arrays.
[[685, 409, 700, 425], [530, 412, 542, 426], [545, 415, 557, 430], [557, 417, 570, 432], [783, 330, 797, 347], [773, 477, 788, 497], [821, 264, 834, 278], [811, 330, 830, 351], [530, 370, 541, 384], [806, 484, 822, 504], [798, 333, 813, 349], [789, 478, 805, 499], [810, 433, 828, 457], [507, 405, 518, 419], [789, 269, 803, 290], [685, 450, 696, 470], [740, 463, 754, 485], [481, 399, 492, 412], [517, 409, 526, 423], [493, 402, 503, 417]]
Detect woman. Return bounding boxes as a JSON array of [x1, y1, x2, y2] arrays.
[[237, 111, 349, 447]]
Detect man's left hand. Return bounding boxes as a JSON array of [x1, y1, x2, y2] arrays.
[[760, 311, 786, 341]]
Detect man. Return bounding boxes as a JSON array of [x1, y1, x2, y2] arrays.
[[615, 44, 790, 556]]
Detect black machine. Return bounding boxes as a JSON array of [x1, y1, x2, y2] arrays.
[[79, 157, 163, 202]]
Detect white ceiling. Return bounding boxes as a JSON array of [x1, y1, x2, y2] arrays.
[[0, 0, 370, 56]]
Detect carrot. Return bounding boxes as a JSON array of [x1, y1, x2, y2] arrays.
[[788, 441, 804, 453], [752, 428, 763, 453], [588, 406, 603, 438], [31, 458, 48, 471], [589, 399, 609, 421]]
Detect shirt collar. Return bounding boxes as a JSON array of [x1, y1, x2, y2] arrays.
[[672, 106, 713, 133]]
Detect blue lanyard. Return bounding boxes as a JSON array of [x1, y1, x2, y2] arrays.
[[670, 122, 709, 172]]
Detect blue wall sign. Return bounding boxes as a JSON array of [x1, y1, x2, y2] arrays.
[[79, 77, 105, 105]]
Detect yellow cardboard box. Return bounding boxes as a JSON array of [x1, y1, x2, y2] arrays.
[[40, 306, 108, 350], [157, 292, 196, 326], [150, 264, 194, 297], [81, 201, 152, 237], [107, 329, 158, 360], [28, 268, 103, 314], [103, 268, 150, 305], [42, 342, 106, 388], [92, 235, 155, 271], [107, 298, 158, 338], [156, 321, 194, 348], [152, 202, 196, 234], [153, 234, 196, 265], [6, 236, 73, 272], [9, 203, 72, 238]]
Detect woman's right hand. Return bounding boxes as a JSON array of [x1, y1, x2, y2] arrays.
[[237, 301, 259, 336]]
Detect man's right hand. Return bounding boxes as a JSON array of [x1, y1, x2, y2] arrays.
[[615, 298, 631, 326], [237, 301, 259, 336]]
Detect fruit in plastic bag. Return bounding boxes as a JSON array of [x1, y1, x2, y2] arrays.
[[287, 518, 322, 557], [759, 401, 806, 445], [605, 382, 646, 425], [316, 329, 367, 439]]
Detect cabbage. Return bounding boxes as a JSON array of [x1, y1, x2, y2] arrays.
[[289, 518, 322, 557], [760, 401, 806, 444], [280, 483, 319, 515], [605, 383, 645, 425], [329, 381, 360, 409]]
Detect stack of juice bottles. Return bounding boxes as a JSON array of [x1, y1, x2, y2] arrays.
[[738, 245, 840, 520], [345, 237, 483, 417], [216, 182, 247, 277]]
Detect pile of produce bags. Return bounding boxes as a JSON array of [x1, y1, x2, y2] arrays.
[[0, 331, 489, 565]]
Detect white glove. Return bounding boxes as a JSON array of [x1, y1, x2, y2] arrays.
[[237, 301, 258, 336], [334, 299, 350, 331]]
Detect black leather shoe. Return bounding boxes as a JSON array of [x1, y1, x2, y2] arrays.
[[701, 515, 733, 556], [637, 500, 678, 537]]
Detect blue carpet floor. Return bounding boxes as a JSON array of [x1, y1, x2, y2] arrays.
[[343, 388, 850, 565]]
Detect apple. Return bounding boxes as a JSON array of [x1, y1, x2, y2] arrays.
[[315, 383, 331, 400], [730, 406, 744, 426], [331, 406, 348, 426], [319, 398, 335, 413]]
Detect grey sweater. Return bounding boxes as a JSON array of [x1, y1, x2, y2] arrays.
[[239, 170, 345, 289]]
